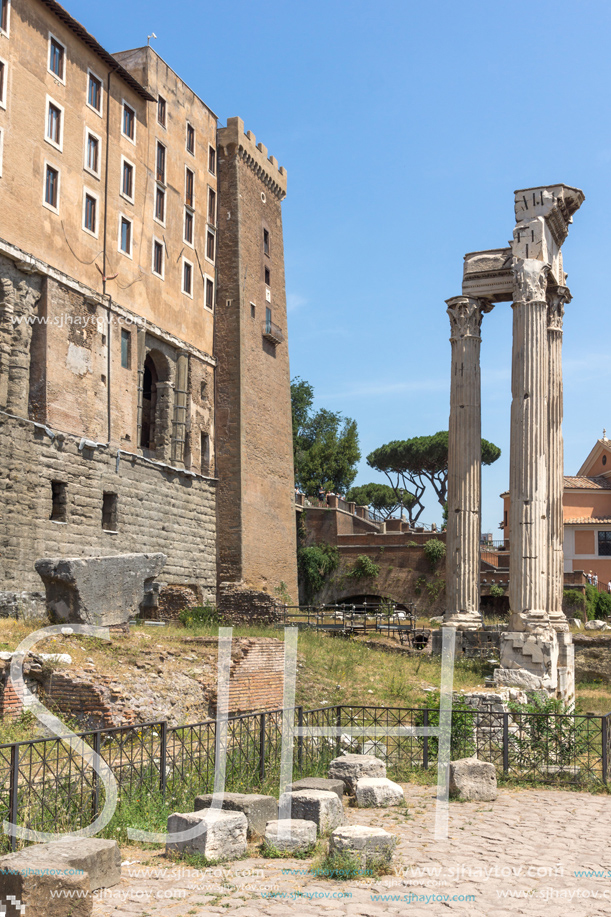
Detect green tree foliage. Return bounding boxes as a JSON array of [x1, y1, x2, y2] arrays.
[[291, 377, 361, 496], [347, 554, 380, 580], [297, 542, 340, 603], [367, 431, 501, 517], [345, 482, 416, 520]]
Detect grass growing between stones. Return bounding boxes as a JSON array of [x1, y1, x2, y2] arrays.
[[312, 848, 393, 881]]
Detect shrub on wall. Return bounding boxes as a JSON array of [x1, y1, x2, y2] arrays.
[[423, 538, 446, 570], [563, 588, 586, 620], [595, 591, 611, 619], [298, 542, 339, 603], [348, 554, 381, 580], [489, 584, 505, 598]]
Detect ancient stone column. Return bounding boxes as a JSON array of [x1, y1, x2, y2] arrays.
[[1, 277, 41, 417], [444, 296, 492, 630], [508, 259, 552, 632], [547, 285, 572, 633], [171, 350, 189, 467]]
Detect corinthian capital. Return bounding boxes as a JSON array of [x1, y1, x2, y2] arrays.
[[546, 285, 571, 332], [512, 258, 551, 304], [446, 296, 493, 341]]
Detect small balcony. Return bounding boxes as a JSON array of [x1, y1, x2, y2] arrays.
[[262, 320, 284, 345]]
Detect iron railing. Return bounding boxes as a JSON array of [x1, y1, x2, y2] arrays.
[[1, 703, 609, 852]]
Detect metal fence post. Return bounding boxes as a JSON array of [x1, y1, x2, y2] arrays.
[[91, 730, 101, 819], [9, 743, 19, 852], [297, 706, 304, 774], [503, 712, 510, 775], [259, 713, 266, 781], [335, 706, 342, 758], [602, 715, 608, 785], [160, 721, 168, 797], [423, 709, 429, 770]]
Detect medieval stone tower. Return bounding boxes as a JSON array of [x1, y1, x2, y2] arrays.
[[215, 117, 298, 612]]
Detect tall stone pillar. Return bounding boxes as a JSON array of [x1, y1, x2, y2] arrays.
[[444, 296, 492, 630], [171, 350, 189, 467], [547, 286, 571, 633], [507, 259, 552, 633]]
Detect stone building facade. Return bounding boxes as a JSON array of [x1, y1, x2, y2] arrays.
[[0, 0, 297, 617]]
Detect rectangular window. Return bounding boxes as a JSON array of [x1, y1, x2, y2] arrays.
[[49, 36, 65, 81], [153, 239, 164, 277], [157, 95, 166, 127], [206, 229, 215, 262], [263, 228, 270, 255], [119, 216, 132, 255], [205, 276, 214, 311], [265, 266, 270, 286], [201, 432, 210, 475], [86, 133, 99, 175], [44, 164, 59, 209], [265, 306, 272, 333], [208, 145, 216, 174], [156, 142, 166, 183], [208, 188, 216, 224], [122, 102, 135, 141], [0, 60, 6, 109], [155, 186, 165, 223], [120, 329, 131, 369], [185, 168, 194, 208], [102, 492, 118, 531], [84, 193, 97, 233], [121, 159, 134, 200], [47, 101, 62, 147], [184, 208, 193, 245], [88, 72, 102, 113], [599, 531, 611, 556], [0, 0, 9, 35], [186, 122, 195, 155], [183, 259, 193, 296], [50, 481, 67, 522]]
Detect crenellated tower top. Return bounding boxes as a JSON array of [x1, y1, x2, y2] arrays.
[[217, 117, 287, 200]]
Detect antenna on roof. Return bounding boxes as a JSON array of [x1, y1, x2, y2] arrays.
[[147, 33, 157, 46]]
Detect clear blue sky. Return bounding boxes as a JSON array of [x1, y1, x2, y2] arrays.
[[70, 0, 611, 533]]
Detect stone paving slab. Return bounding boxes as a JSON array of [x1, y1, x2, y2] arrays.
[[91, 784, 611, 916]]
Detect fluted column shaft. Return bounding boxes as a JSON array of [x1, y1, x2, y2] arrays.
[[508, 259, 551, 631], [547, 287, 571, 632], [445, 296, 491, 630]]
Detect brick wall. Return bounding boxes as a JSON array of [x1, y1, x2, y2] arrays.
[[209, 637, 285, 715], [0, 412, 217, 604]]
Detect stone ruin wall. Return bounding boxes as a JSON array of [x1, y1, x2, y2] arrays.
[[0, 412, 217, 617]]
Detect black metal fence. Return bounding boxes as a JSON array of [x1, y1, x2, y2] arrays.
[[1, 703, 609, 852]]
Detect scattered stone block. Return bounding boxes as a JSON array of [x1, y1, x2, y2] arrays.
[[288, 777, 344, 799], [329, 825, 397, 869], [449, 756, 497, 801], [264, 819, 317, 853], [362, 740, 387, 757], [279, 789, 344, 833], [569, 618, 582, 629], [194, 792, 277, 838], [328, 754, 386, 794], [355, 777, 404, 808], [166, 809, 247, 860], [35, 553, 167, 626], [585, 620, 608, 631], [0, 850, 92, 916], [7, 838, 121, 891]]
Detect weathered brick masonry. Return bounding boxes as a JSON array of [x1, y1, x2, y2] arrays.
[[0, 413, 216, 604]]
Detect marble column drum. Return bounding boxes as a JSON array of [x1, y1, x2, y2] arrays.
[[444, 296, 492, 630]]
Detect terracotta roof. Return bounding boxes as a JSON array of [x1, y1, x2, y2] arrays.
[[565, 517, 611, 525], [564, 475, 611, 490]]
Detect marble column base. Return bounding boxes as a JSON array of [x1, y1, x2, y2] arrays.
[[443, 610, 483, 631], [494, 630, 559, 695]]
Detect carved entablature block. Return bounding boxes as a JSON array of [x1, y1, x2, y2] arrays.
[[446, 295, 493, 341], [513, 185, 585, 285], [462, 248, 513, 302]]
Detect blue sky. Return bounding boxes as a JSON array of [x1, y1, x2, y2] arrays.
[[70, 0, 611, 533]]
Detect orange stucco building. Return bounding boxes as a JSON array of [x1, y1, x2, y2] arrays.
[[501, 435, 611, 587]]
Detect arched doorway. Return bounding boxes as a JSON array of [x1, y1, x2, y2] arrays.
[[140, 355, 158, 451]]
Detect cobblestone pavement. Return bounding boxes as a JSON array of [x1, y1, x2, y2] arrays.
[[93, 783, 611, 916]]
